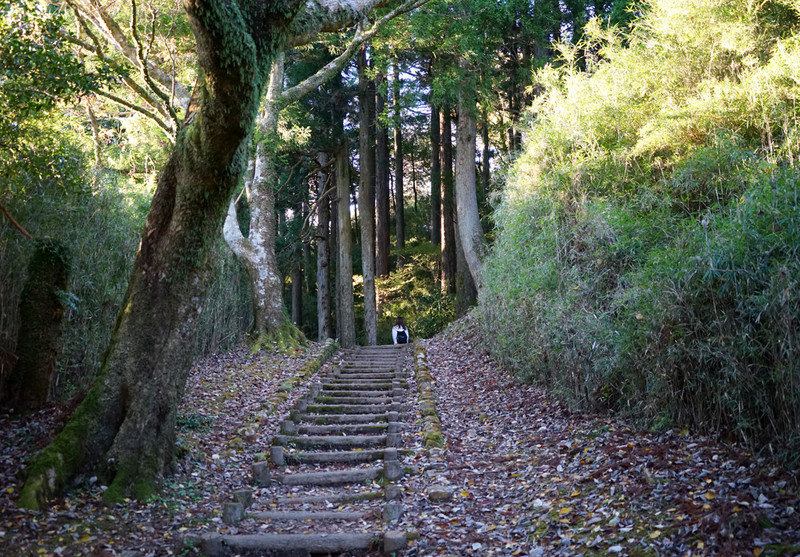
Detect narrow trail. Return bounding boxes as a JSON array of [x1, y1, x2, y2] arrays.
[[199, 345, 412, 556]]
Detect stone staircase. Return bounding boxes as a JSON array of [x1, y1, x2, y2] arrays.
[[200, 345, 411, 556]]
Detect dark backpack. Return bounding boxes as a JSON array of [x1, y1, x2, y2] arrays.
[[396, 329, 408, 344]]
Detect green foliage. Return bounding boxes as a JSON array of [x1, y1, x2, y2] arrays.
[[0, 0, 112, 120], [482, 0, 800, 460], [376, 239, 455, 344]]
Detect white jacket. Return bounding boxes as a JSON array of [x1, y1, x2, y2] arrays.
[[391, 325, 409, 344]]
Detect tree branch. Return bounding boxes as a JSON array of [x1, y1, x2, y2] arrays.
[[95, 89, 176, 140], [76, 0, 191, 109], [280, 0, 426, 106], [0, 202, 33, 240]]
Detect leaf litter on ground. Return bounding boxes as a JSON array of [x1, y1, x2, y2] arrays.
[[397, 314, 800, 556], [1, 316, 799, 556]]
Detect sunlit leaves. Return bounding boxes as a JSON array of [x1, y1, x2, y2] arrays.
[[0, 0, 111, 119]]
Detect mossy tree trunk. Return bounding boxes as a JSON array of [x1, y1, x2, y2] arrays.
[[316, 152, 332, 341], [4, 239, 71, 411], [19, 0, 390, 509]]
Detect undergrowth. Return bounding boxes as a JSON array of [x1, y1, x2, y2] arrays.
[[481, 0, 800, 463]]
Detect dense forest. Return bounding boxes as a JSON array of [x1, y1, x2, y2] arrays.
[[1, 0, 798, 510]]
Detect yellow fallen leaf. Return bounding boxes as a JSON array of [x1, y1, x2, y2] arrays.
[[705, 491, 717, 500], [5, 488, 13, 494], [702, 504, 711, 510], [571, 490, 580, 497], [460, 490, 470, 497], [696, 541, 705, 549], [650, 530, 661, 539], [754, 548, 763, 557], [559, 507, 572, 515]]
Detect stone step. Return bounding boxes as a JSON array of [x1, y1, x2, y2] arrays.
[[321, 383, 392, 391], [314, 396, 398, 405], [273, 490, 384, 506], [320, 390, 395, 397], [296, 423, 389, 435], [279, 466, 381, 486], [283, 449, 385, 465], [336, 364, 400, 369], [296, 412, 398, 424], [273, 434, 387, 450], [306, 403, 399, 414], [200, 532, 380, 556], [248, 510, 366, 521], [331, 374, 398, 381]]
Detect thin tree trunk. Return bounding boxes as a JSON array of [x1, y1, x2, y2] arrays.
[[441, 107, 456, 294], [481, 114, 490, 210], [455, 88, 487, 289], [357, 46, 377, 345], [429, 103, 441, 245], [316, 153, 332, 341], [336, 144, 356, 348], [223, 54, 298, 339], [85, 99, 103, 187], [393, 61, 405, 250], [375, 70, 390, 278]]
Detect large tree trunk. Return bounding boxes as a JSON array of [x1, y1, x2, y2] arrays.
[[357, 46, 377, 345], [455, 91, 487, 289], [429, 102, 441, 245], [440, 107, 456, 294], [335, 145, 356, 348], [19, 1, 272, 502], [375, 70, 391, 278], [19, 0, 393, 509], [393, 61, 405, 251], [316, 153, 332, 341], [223, 53, 301, 342]]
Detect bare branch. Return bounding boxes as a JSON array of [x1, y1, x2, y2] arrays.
[[131, 0, 181, 130], [95, 89, 176, 141], [280, 0, 426, 106], [76, 0, 191, 108]]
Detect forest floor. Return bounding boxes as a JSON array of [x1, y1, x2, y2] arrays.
[[1, 315, 799, 556]]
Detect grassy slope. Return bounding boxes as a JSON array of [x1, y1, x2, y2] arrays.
[[481, 0, 800, 462]]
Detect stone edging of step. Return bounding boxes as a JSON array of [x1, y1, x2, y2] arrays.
[[414, 343, 444, 449]]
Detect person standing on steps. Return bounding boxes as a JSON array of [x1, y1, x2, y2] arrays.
[[392, 317, 409, 345]]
